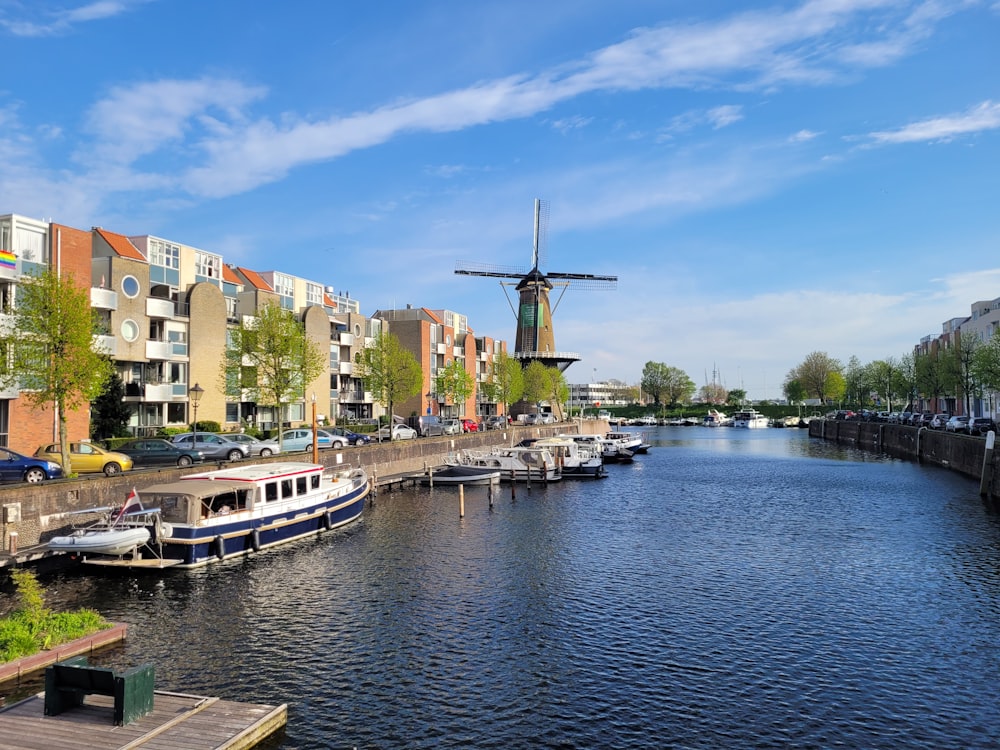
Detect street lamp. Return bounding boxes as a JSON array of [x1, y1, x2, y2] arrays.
[[189, 382, 205, 445], [425, 391, 433, 415], [311, 392, 318, 464]]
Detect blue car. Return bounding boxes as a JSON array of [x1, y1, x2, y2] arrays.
[[326, 427, 371, 446], [0, 447, 64, 483]]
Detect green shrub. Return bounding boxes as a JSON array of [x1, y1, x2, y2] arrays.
[[0, 571, 112, 664]]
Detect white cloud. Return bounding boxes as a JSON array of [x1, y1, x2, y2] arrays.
[[867, 100, 1000, 145], [1, 1, 138, 37]]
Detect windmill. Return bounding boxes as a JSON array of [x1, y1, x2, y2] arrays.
[[455, 199, 617, 373]]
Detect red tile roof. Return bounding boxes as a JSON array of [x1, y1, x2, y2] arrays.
[[95, 228, 146, 261], [234, 266, 273, 292]]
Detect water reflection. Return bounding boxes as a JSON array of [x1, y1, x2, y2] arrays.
[[5, 427, 1000, 748]]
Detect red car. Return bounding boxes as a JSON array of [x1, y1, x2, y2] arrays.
[[461, 419, 479, 433]]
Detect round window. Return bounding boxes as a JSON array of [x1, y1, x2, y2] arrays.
[[354, 324, 361, 337], [121, 275, 140, 298], [121, 319, 140, 342]]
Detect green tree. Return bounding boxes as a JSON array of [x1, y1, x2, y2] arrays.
[[543, 367, 569, 420], [827, 371, 847, 405], [698, 382, 727, 405], [640, 361, 672, 407], [663, 367, 696, 406], [522, 360, 550, 405], [791, 351, 842, 401], [915, 350, 948, 410], [222, 302, 325, 450], [783, 377, 806, 404], [725, 388, 747, 407], [972, 334, 1000, 399], [843, 355, 869, 408], [949, 335, 979, 416], [353, 331, 423, 438], [435, 359, 475, 416], [91, 370, 133, 440], [864, 357, 901, 412], [480, 351, 524, 418], [0, 269, 113, 471]]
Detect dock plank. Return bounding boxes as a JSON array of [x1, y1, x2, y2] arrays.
[[0, 690, 285, 750]]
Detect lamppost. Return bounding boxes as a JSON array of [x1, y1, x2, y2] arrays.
[[425, 391, 433, 416], [311, 392, 318, 465], [189, 382, 204, 445]]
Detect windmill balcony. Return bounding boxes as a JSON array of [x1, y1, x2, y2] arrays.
[[90, 287, 118, 310]]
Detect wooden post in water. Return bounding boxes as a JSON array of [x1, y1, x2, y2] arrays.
[[459, 484, 465, 518], [428, 466, 434, 489], [980, 431, 995, 497], [511, 470, 516, 500], [489, 480, 495, 509]]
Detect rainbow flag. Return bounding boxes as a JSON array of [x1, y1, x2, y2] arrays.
[[0, 249, 15, 269]]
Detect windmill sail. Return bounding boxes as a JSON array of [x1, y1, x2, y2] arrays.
[[455, 199, 616, 372]]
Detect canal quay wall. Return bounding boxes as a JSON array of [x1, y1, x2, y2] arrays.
[[809, 419, 998, 494], [0, 421, 602, 558]]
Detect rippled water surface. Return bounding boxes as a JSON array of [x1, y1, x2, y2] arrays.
[[10, 428, 1000, 748]]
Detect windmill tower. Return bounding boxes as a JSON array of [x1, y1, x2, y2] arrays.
[[455, 199, 617, 373]]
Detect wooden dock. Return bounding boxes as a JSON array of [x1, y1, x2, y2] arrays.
[[0, 689, 286, 750]]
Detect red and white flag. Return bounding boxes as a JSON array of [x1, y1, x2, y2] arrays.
[[114, 488, 143, 524]]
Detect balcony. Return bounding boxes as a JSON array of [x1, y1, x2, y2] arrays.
[[145, 340, 172, 360], [146, 297, 176, 319], [93, 335, 117, 356], [90, 287, 118, 310], [335, 332, 355, 346], [144, 383, 174, 401], [435, 343, 447, 354], [338, 361, 353, 375]]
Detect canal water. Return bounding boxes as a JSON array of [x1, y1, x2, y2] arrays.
[[6, 427, 1000, 748]]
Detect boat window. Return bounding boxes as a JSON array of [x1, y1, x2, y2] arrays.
[[281, 479, 293, 499], [265, 482, 278, 502], [296, 476, 307, 495], [311, 474, 320, 490], [156, 494, 187, 523]]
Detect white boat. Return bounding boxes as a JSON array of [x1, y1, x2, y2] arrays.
[[703, 409, 729, 427], [421, 465, 502, 486], [448, 446, 561, 482], [69, 462, 369, 569], [533, 437, 606, 478], [732, 409, 769, 428], [606, 430, 650, 454], [558, 433, 634, 463], [48, 526, 151, 556]]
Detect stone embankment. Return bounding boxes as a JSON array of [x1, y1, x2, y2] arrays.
[[0, 421, 603, 559], [809, 419, 999, 496]]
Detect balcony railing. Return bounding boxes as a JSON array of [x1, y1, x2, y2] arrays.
[[90, 287, 118, 310], [93, 335, 117, 356], [146, 297, 176, 319]]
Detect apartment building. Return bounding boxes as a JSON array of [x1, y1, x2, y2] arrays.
[[0, 215, 92, 453], [373, 305, 507, 420]]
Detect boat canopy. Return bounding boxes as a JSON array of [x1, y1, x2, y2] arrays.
[[140, 479, 255, 525]]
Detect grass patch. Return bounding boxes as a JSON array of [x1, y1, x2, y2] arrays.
[[0, 569, 112, 663]]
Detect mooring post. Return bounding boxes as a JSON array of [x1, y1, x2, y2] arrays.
[[459, 484, 465, 518], [489, 480, 495, 509], [511, 470, 516, 501], [980, 431, 995, 497], [428, 465, 434, 489]]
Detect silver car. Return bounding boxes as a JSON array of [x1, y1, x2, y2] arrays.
[[170, 433, 249, 461]]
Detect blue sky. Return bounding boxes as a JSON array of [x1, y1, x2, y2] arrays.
[[3, 1, 1000, 400]]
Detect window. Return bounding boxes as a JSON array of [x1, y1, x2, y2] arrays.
[[121, 319, 140, 342], [122, 276, 140, 298], [265, 482, 278, 502], [195, 251, 222, 282], [296, 476, 307, 495], [281, 479, 293, 499], [306, 283, 323, 306]]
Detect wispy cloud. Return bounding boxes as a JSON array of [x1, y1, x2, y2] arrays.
[[1, 1, 139, 37], [867, 100, 1000, 144]]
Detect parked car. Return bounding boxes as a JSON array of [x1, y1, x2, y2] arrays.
[[413, 415, 444, 438], [461, 418, 479, 433], [913, 412, 934, 426], [35, 442, 133, 476], [117, 438, 206, 467], [944, 416, 970, 433], [967, 418, 998, 436], [325, 426, 371, 445], [376, 424, 417, 441], [0, 447, 64, 483], [257, 428, 337, 454], [172, 432, 274, 457], [929, 413, 951, 430], [441, 418, 462, 435], [171, 433, 249, 461], [522, 414, 540, 425], [485, 415, 508, 430], [539, 413, 556, 424]]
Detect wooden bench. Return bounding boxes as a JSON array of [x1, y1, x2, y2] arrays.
[[44, 656, 154, 726]]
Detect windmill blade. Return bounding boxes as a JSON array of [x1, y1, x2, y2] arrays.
[[533, 199, 550, 270], [546, 271, 618, 291], [455, 260, 528, 279]]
